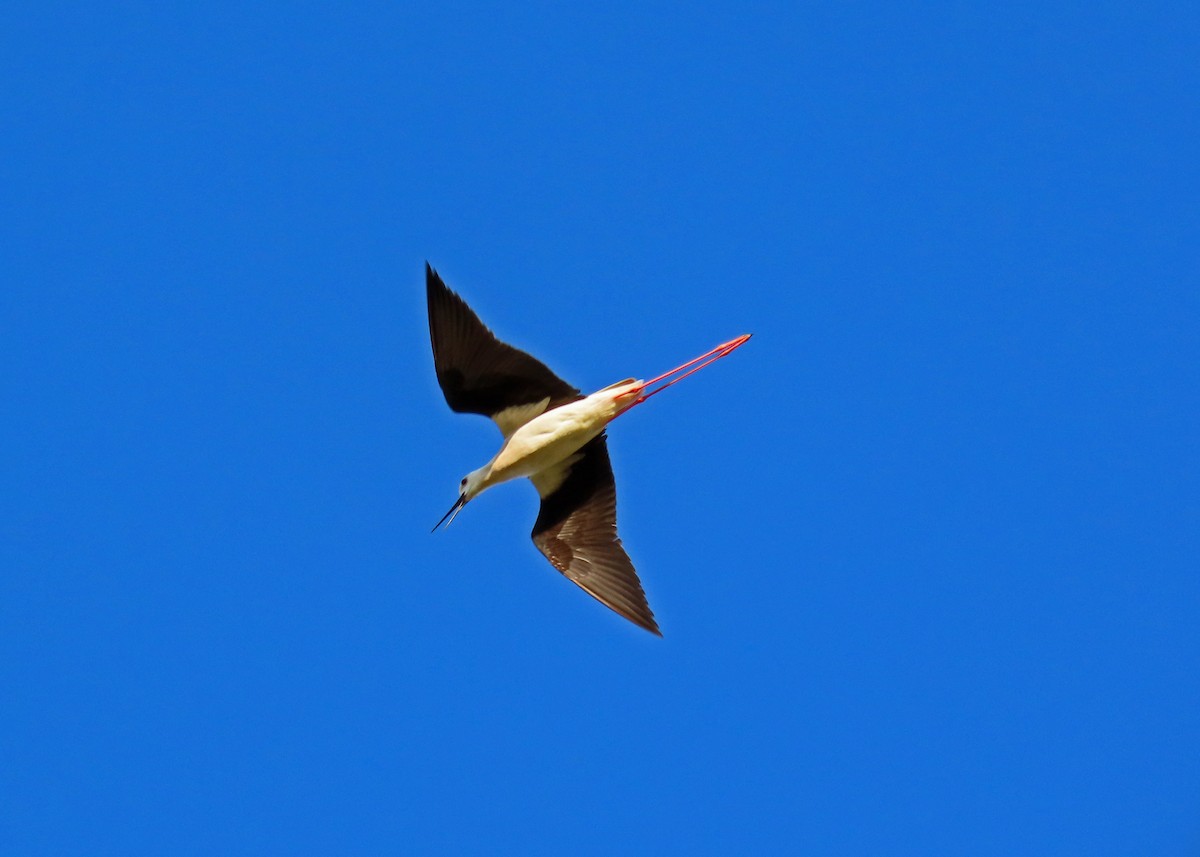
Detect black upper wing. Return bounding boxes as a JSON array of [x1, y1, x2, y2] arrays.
[[426, 263, 580, 418], [530, 435, 660, 636]]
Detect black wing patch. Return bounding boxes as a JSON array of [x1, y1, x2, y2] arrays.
[[531, 435, 660, 636], [426, 263, 580, 418]]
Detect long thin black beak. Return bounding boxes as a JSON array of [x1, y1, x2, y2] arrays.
[[431, 494, 466, 532]]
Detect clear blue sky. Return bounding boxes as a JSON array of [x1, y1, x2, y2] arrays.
[[2, 3, 1197, 854]]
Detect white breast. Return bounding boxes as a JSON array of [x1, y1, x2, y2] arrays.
[[481, 382, 640, 489]]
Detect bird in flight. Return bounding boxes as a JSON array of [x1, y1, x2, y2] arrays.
[[426, 263, 750, 635]]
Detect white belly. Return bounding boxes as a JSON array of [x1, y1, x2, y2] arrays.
[[482, 380, 641, 487]]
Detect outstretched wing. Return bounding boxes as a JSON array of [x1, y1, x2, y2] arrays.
[[426, 263, 580, 433], [530, 435, 660, 636]]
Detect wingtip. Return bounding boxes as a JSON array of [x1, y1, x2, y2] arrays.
[[612, 610, 661, 636], [629, 611, 663, 637], [426, 262, 450, 298], [643, 612, 663, 636]]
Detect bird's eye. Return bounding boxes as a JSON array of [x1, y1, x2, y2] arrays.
[[460, 477, 468, 487]]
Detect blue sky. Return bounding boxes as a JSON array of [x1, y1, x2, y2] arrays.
[[2, 2, 1197, 854]]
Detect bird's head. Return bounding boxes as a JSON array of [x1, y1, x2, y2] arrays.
[[431, 469, 486, 532]]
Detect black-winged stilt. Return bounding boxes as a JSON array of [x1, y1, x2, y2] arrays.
[[426, 263, 750, 635]]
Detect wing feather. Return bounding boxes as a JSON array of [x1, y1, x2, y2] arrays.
[[530, 436, 660, 636], [426, 264, 580, 430]]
